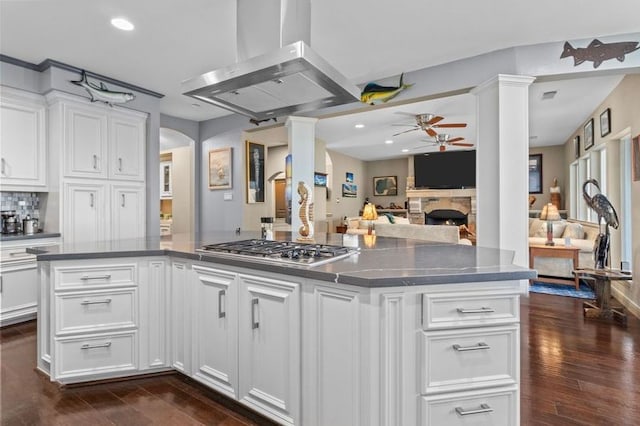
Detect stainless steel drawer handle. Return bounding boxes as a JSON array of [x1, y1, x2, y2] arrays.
[[81, 342, 112, 350], [453, 342, 491, 352], [80, 274, 112, 281], [251, 298, 259, 329], [121, 193, 126, 207], [80, 298, 112, 306], [1, 158, 5, 175], [457, 307, 495, 314], [455, 403, 493, 416], [218, 289, 226, 319], [93, 154, 98, 169], [118, 158, 123, 172], [9, 251, 29, 257], [90, 193, 94, 208]]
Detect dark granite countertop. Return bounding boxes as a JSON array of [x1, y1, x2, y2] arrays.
[[27, 231, 536, 288], [1, 232, 61, 242]]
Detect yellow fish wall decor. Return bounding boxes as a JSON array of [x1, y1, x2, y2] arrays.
[[360, 73, 413, 105]]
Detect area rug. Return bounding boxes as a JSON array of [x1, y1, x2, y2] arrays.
[[529, 281, 595, 299]]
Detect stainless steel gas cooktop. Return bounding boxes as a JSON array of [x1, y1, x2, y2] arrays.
[[196, 239, 358, 267]]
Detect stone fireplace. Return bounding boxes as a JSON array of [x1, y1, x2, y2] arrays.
[[425, 209, 468, 226], [406, 188, 476, 228]]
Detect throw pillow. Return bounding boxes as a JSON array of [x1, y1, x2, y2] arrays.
[[347, 218, 360, 229], [563, 223, 585, 240], [552, 221, 567, 238], [383, 212, 395, 224], [529, 218, 543, 237], [532, 221, 548, 238]]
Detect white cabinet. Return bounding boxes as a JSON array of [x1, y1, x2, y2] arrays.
[[238, 273, 300, 426], [109, 112, 145, 181], [192, 265, 238, 399], [111, 184, 145, 240], [63, 103, 108, 179], [0, 86, 47, 191], [63, 181, 107, 243], [170, 260, 191, 374]]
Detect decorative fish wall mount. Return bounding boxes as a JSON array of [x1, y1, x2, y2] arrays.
[[70, 70, 136, 106], [360, 73, 413, 105], [560, 39, 639, 69]]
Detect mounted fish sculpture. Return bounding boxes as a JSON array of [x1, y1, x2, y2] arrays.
[[71, 70, 135, 106], [360, 73, 413, 105], [249, 117, 277, 126], [561, 39, 639, 69]]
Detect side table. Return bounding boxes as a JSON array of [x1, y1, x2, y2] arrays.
[[529, 244, 581, 289], [574, 268, 632, 327], [335, 225, 347, 234]]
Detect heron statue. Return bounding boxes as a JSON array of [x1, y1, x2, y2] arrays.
[[582, 178, 619, 269]]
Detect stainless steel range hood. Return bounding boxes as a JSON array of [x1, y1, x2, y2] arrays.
[[181, 0, 360, 120]]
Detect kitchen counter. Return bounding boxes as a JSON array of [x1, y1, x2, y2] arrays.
[[28, 231, 534, 287], [1, 232, 61, 242]]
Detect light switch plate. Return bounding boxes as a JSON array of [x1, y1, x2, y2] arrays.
[[223, 192, 233, 201]]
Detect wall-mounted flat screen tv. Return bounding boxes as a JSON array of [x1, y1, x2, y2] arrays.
[[314, 172, 327, 187], [414, 150, 476, 189]]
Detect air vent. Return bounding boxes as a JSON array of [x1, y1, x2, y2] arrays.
[[541, 90, 557, 100]]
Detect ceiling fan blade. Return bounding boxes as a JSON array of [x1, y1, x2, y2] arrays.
[[427, 115, 444, 125], [392, 128, 419, 136], [450, 142, 474, 147], [425, 128, 438, 137], [448, 137, 465, 143], [433, 123, 467, 128]]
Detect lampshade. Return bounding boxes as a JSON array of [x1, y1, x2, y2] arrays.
[[540, 203, 561, 221], [362, 203, 378, 221]]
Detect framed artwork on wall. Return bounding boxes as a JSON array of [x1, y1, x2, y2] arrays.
[[342, 183, 357, 197], [373, 176, 398, 196], [600, 108, 611, 137], [346, 172, 354, 183], [528, 154, 542, 194], [573, 135, 580, 159], [584, 118, 594, 150], [208, 147, 232, 189], [246, 140, 265, 203], [633, 134, 640, 182]]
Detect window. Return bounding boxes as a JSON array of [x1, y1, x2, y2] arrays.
[[620, 135, 632, 269], [570, 147, 606, 223]]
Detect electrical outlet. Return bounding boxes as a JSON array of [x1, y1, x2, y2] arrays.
[[18, 200, 26, 206]]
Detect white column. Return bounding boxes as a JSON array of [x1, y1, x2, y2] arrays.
[[472, 75, 535, 267], [286, 116, 318, 240]]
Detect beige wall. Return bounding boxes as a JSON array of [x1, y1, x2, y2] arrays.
[[562, 74, 640, 314], [326, 149, 365, 227], [365, 158, 409, 209], [528, 145, 566, 210]]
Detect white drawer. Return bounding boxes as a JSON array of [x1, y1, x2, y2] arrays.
[[54, 263, 137, 290], [422, 291, 519, 330], [421, 325, 518, 395], [54, 331, 137, 381], [55, 288, 137, 334], [1, 247, 35, 263], [421, 387, 518, 426]]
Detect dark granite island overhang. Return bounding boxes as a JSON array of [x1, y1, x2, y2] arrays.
[[30, 232, 534, 426]]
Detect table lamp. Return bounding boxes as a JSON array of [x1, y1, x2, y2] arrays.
[[539, 203, 561, 246], [362, 203, 378, 235]]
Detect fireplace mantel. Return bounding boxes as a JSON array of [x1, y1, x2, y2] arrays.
[[406, 188, 476, 226]]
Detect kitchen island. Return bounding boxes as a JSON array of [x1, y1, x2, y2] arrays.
[[30, 231, 534, 426]]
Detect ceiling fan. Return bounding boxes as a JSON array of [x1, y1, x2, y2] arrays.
[[392, 113, 467, 137], [414, 134, 475, 152]]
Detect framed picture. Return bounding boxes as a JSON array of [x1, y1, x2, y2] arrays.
[[342, 183, 357, 198], [584, 118, 594, 150], [373, 176, 398, 196], [600, 108, 611, 137], [208, 147, 232, 189], [160, 161, 172, 198], [346, 172, 354, 183], [314, 172, 327, 187], [246, 140, 265, 203], [633, 135, 640, 182], [528, 154, 542, 194], [573, 135, 580, 160]]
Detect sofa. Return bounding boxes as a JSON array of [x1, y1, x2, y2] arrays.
[[528, 218, 599, 278], [345, 215, 465, 244]]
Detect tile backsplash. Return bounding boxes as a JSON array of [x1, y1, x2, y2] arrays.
[[1, 192, 40, 220]]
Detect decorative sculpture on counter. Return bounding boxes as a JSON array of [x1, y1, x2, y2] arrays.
[[71, 70, 135, 106], [297, 181, 314, 241], [560, 39, 639, 69], [582, 178, 619, 269], [360, 73, 413, 105]]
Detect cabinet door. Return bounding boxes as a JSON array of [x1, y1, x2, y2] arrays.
[[0, 90, 47, 190], [64, 182, 107, 243], [170, 261, 190, 374], [111, 184, 145, 240], [0, 262, 38, 326], [109, 112, 146, 181], [192, 265, 238, 399], [238, 274, 300, 426], [64, 104, 108, 178]]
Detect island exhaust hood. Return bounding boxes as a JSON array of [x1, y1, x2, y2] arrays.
[[181, 0, 360, 120]]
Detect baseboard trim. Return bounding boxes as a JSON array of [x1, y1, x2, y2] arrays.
[[612, 281, 640, 319]]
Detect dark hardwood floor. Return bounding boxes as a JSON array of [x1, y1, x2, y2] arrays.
[[2, 292, 639, 425]]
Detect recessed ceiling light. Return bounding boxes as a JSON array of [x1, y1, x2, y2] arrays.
[[111, 18, 135, 31], [354, 124, 365, 129], [401, 149, 409, 153], [385, 140, 393, 144]]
